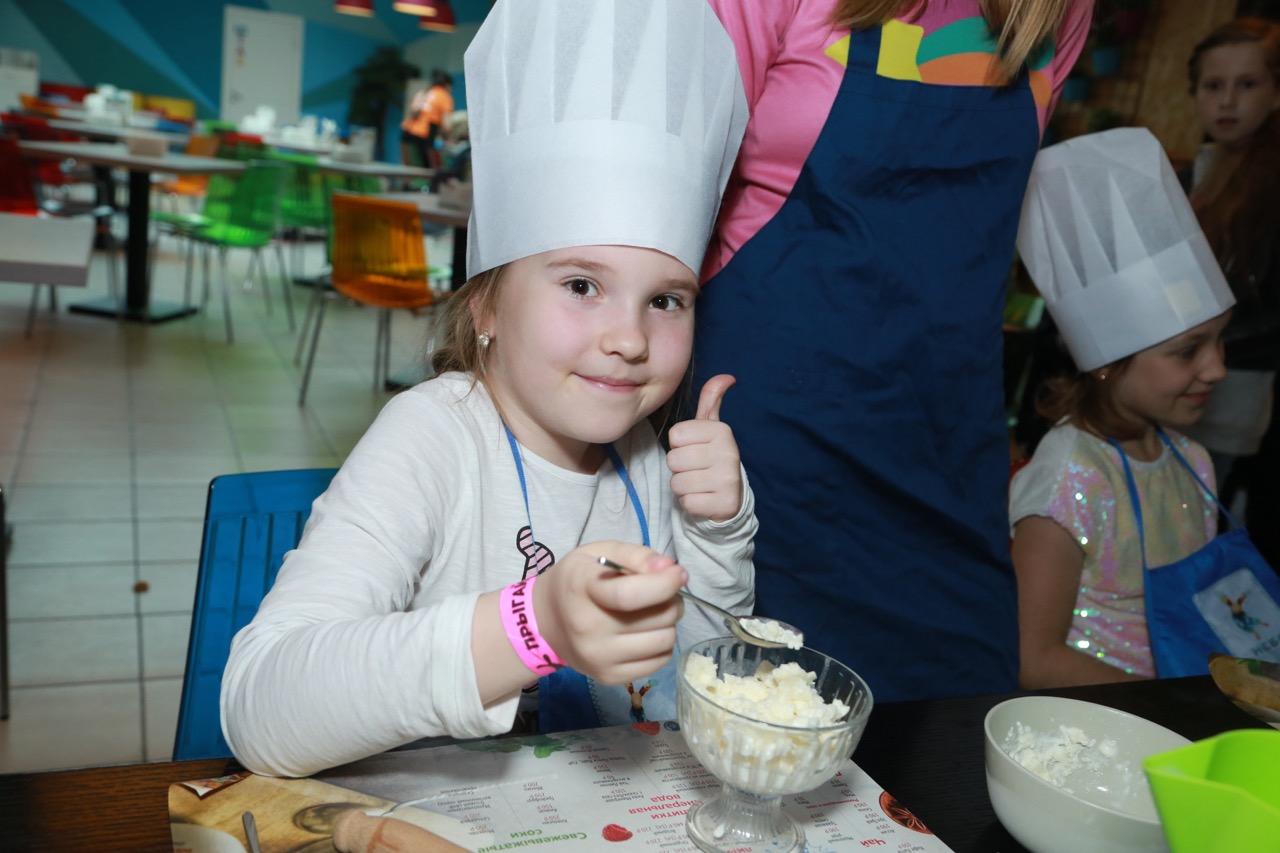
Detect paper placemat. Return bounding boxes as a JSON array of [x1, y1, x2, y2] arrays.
[[170, 722, 953, 852]]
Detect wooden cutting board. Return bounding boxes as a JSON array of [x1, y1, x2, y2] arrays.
[[169, 773, 412, 852]]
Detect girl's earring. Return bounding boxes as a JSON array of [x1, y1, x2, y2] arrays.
[[478, 331, 491, 349], [1096, 371, 1108, 382]]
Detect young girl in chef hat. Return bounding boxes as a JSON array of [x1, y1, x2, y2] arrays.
[[222, 0, 751, 778], [1011, 127, 1280, 689]]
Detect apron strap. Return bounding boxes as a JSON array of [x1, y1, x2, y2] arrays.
[[1156, 428, 1237, 524], [1107, 436, 1150, 571], [503, 425, 657, 733], [1106, 429, 1234, 572]]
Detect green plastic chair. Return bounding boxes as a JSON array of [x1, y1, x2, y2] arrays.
[[151, 171, 238, 300], [266, 151, 335, 283], [176, 160, 293, 343], [269, 151, 332, 231]]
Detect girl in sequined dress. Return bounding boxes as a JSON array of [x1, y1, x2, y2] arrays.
[[1008, 319, 1227, 687], [1008, 129, 1236, 689]]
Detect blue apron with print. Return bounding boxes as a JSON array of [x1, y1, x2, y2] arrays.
[[1112, 432, 1280, 677]]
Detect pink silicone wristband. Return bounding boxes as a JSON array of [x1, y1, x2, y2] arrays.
[[500, 576, 565, 676]]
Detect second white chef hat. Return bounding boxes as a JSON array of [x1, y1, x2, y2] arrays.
[[1017, 127, 1235, 371]]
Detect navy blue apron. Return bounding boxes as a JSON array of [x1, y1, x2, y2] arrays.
[[503, 429, 679, 731], [692, 23, 1039, 702], [1111, 431, 1280, 678]]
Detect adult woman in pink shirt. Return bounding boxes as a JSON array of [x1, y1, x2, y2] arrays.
[[695, 0, 1092, 702]]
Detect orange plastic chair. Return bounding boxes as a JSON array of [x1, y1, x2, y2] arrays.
[[156, 134, 221, 211], [18, 94, 60, 118], [297, 193, 446, 405]]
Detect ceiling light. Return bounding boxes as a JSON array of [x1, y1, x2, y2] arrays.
[[418, 1, 457, 31], [335, 0, 374, 16]]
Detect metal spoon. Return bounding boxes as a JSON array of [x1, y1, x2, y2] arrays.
[[596, 556, 801, 649], [242, 811, 262, 853]]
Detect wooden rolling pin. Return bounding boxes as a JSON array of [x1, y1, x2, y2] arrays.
[[332, 810, 472, 853]]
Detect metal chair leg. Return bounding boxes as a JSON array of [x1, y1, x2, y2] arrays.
[[253, 250, 273, 315], [289, 235, 303, 282], [373, 310, 389, 390], [183, 238, 196, 309], [294, 283, 325, 365], [274, 242, 295, 332], [298, 296, 329, 406], [381, 310, 394, 390], [201, 244, 212, 307], [107, 234, 124, 319], [218, 248, 234, 344], [25, 285, 40, 338]]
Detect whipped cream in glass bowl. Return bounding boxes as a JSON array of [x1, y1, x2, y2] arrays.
[[677, 637, 874, 852]]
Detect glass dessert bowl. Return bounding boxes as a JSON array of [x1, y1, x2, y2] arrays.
[[677, 637, 874, 853]]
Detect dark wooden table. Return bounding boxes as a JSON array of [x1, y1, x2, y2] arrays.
[[0, 676, 1264, 852], [851, 675, 1267, 853], [0, 757, 235, 852]]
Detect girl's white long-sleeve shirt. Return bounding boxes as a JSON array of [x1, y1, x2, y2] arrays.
[[221, 373, 756, 777]]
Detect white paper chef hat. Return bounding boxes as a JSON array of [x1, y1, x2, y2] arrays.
[[1016, 127, 1235, 371], [463, 0, 748, 278]]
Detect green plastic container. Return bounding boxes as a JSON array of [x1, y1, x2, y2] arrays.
[[1143, 729, 1280, 852]]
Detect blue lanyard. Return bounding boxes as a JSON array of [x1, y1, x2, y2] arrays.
[[1107, 428, 1228, 570], [503, 426, 650, 549]]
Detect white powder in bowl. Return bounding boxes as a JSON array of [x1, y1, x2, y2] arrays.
[[740, 618, 804, 649], [1002, 722, 1121, 794]]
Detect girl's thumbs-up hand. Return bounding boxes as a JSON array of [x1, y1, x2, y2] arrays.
[[666, 374, 742, 522]]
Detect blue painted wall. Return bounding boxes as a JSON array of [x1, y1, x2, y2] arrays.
[[1, 0, 484, 158]]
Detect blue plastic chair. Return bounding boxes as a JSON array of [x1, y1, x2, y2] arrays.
[[173, 468, 338, 761]]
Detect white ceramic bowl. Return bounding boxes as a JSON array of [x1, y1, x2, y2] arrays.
[[984, 696, 1191, 853]]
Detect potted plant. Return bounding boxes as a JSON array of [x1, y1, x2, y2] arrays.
[[346, 46, 421, 162]]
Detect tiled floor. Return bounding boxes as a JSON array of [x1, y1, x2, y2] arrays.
[[0, 222, 450, 774]]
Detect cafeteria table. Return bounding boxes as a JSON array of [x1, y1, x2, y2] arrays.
[[316, 157, 435, 190], [17, 141, 244, 323], [0, 675, 1265, 852], [261, 132, 335, 155], [45, 118, 191, 147]]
